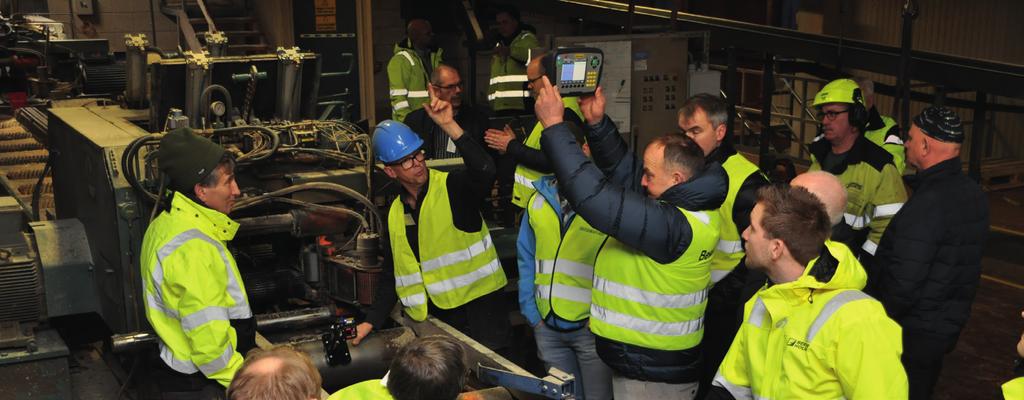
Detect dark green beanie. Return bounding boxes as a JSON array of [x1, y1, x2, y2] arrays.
[[158, 127, 228, 193]]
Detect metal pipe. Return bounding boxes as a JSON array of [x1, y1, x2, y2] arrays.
[[292, 327, 415, 392], [759, 53, 775, 172], [235, 209, 355, 238], [968, 91, 986, 182], [897, 0, 918, 139], [111, 306, 339, 353]]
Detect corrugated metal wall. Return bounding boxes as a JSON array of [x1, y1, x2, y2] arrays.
[[785, 0, 1024, 162]]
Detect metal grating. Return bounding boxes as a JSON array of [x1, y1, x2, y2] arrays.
[[0, 257, 43, 322]]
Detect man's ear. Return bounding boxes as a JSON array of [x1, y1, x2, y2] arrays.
[[193, 183, 206, 202], [714, 122, 727, 143], [383, 165, 398, 179], [769, 238, 785, 261]]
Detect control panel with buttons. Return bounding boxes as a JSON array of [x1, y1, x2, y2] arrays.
[[543, 47, 604, 96]]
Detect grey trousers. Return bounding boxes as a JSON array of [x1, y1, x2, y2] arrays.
[[611, 375, 698, 400]]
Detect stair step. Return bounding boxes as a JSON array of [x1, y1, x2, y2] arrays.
[[223, 30, 261, 37], [228, 44, 270, 55], [189, 16, 254, 25]]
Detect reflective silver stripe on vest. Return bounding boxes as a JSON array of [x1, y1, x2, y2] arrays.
[[400, 293, 427, 308], [884, 135, 904, 145], [842, 213, 870, 229], [748, 297, 768, 328], [805, 290, 872, 343], [398, 51, 415, 66], [147, 293, 178, 319], [514, 173, 533, 186], [861, 239, 878, 256], [711, 269, 731, 283], [591, 304, 703, 336], [712, 372, 754, 400], [395, 271, 424, 288], [407, 90, 429, 98], [421, 234, 494, 273], [716, 239, 743, 254], [487, 90, 530, 100], [686, 210, 711, 225], [424, 257, 501, 296], [180, 306, 230, 332], [393, 100, 410, 110], [197, 342, 235, 376], [532, 194, 546, 209], [389, 89, 408, 96], [593, 277, 707, 309], [489, 75, 529, 85], [536, 283, 592, 304], [160, 342, 199, 374], [537, 259, 594, 280], [873, 203, 903, 218], [149, 229, 252, 324]]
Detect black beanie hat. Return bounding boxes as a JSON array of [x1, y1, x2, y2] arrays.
[[913, 106, 964, 143], [158, 127, 228, 193]]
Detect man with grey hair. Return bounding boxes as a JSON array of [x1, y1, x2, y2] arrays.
[[853, 77, 906, 174], [404, 65, 492, 160], [678, 93, 768, 396]]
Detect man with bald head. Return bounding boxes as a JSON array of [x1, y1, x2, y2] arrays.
[[791, 171, 848, 227], [388, 18, 441, 122], [872, 106, 989, 400], [404, 65, 492, 160], [227, 346, 321, 400]]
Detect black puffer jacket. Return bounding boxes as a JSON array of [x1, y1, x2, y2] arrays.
[[540, 116, 728, 383], [871, 157, 988, 343]]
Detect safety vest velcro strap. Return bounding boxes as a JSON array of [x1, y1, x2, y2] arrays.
[[514, 173, 533, 186], [748, 297, 768, 328], [593, 277, 708, 309], [389, 89, 408, 96], [536, 259, 594, 279], [393, 100, 410, 110], [424, 257, 501, 296], [716, 239, 743, 254], [407, 90, 429, 98], [591, 304, 703, 336], [873, 203, 903, 218], [536, 283, 592, 304], [400, 293, 427, 308], [861, 239, 878, 256], [197, 343, 236, 376], [421, 235, 494, 272], [489, 75, 528, 85], [712, 372, 755, 400], [395, 271, 424, 288], [843, 213, 870, 229], [487, 90, 530, 101], [806, 290, 872, 342]]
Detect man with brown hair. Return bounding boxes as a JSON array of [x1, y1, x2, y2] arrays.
[[226, 346, 321, 400], [709, 185, 906, 399], [332, 335, 468, 400]]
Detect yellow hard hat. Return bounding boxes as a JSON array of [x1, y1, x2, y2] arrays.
[[812, 79, 864, 108]]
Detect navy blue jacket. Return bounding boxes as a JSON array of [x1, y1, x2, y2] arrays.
[[540, 116, 728, 383]]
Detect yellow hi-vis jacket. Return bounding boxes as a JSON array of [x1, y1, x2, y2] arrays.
[[526, 184, 607, 322], [713, 240, 908, 399], [387, 169, 507, 321], [329, 378, 393, 400], [589, 207, 720, 351], [387, 39, 442, 122], [864, 114, 907, 175], [489, 30, 539, 112], [141, 191, 252, 387], [709, 152, 764, 283], [511, 97, 583, 208], [1004, 377, 1024, 400]]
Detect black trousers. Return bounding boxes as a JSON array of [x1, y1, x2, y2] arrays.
[[902, 329, 955, 400], [430, 289, 512, 351]]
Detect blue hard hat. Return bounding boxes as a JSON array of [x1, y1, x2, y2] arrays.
[[372, 120, 424, 163]]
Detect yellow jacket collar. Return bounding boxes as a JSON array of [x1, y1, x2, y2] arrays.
[[169, 191, 239, 241]]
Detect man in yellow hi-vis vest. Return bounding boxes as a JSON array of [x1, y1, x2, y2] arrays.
[[387, 19, 442, 122], [677, 94, 769, 397], [535, 78, 727, 399], [353, 91, 509, 351], [141, 127, 255, 395], [710, 185, 907, 399], [489, 5, 539, 115]]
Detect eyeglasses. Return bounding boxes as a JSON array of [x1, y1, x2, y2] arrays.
[[389, 150, 425, 170], [819, 109, 850, 121], [433, 81, 463, 91], [527, 75, 544, 85]]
